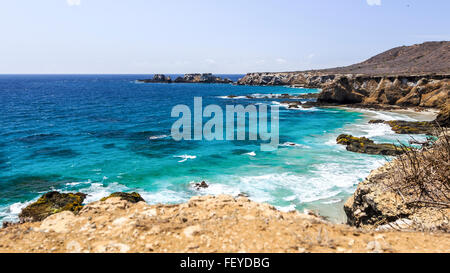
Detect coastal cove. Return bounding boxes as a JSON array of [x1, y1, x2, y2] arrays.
[[0, 74, 434, 224]]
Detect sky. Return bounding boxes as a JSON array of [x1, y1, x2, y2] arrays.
[[0, 0, 449, 74]]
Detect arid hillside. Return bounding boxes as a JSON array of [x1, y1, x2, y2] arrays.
[[315, 41, 450, 75]]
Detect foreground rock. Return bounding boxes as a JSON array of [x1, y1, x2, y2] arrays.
[[1, 195, 449, 253], [336, 134, 405, 156], [19, 192, 87, 223]]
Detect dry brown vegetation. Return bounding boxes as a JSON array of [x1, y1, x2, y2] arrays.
[[388, 126, 450, 212]]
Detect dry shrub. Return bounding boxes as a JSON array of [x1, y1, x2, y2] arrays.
[[388, 125, 450, 209]]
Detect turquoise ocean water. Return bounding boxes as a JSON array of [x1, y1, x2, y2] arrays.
[[0, 75, 427, 223]]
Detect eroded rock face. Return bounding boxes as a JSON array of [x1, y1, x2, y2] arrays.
[[336, 134, 405, 156], [100, 192, 145, 204], [436, 102, 450, 127], [318, 76, 368, 103], [238, 72, 449, 113], [19, 191, 87, 223]]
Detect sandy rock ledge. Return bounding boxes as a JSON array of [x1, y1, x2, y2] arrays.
[[0, 195, 449, 253]]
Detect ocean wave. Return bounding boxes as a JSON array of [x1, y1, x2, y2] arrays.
[[189, 181, 241, 197], [279, 142, 310, 149], [148, 134, 169, 140], [244, 151, 256, 156], [0, 200, 34, 223], [217, 95, 249, 99], [78, 182, 130, 204], [276, 204, 297, 212], [174, 155, 197, 163], [321, 198, 342, 205], [272, 101, 319, 111]]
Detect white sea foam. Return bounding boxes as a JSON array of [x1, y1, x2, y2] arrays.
[[0, 200, 33, 223], [140, 190, 188, 205], [174, 155, 197, 163], [321, 198, 342, 205], [217, 96, 249, 99], [279, 142, 310, 149], [276, 204, 297, 212], [272, 101, 319, 111], [191, 182, 241, 197], [73, 182, 130, 204], [244, 151, 256, 156], [148, 134, 169, 140]]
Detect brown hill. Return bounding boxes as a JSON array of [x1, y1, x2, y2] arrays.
[[318, 41, 450, 76]]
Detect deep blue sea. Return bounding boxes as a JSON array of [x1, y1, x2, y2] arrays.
[[0, 74, 427, 223]]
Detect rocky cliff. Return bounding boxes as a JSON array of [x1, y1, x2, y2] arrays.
[[238, 72, 449, 112], [237, 42, 450, 118]]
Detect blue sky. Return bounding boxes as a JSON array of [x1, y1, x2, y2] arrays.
[[0, 0, 448, 74]]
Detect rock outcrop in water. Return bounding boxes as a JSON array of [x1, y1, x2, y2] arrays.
[[336, 134, 405, 156], [19, 191, 87, 223], [138, 74, 172, 83], [138, 73, 233, 84], [174, 73, 233, 84]]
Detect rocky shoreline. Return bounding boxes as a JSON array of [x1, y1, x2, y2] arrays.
[[1, 194, 449, 253]]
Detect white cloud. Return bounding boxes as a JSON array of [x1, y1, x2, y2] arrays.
[[67, 0, 81, 6], [205, 58, 216, 65], [275, 58, 287, 64], [366, 0, 381, 6]]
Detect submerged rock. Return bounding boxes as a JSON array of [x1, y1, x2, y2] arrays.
[[194, 181, 209, 190], [19, 191, 87, 223], [100, 192, 145, 203], [369, 119, 436, 135], [336, 134, 405, 156], [385, 120, 435, 135]]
